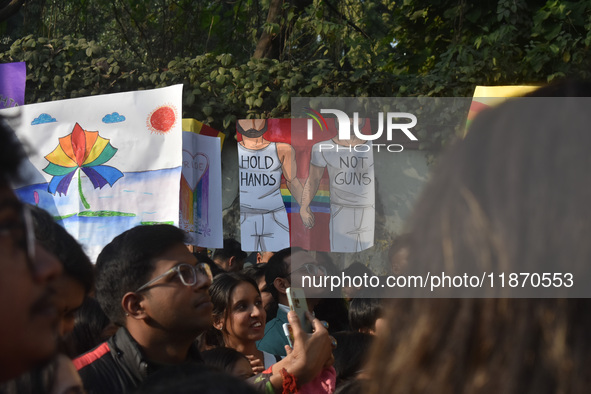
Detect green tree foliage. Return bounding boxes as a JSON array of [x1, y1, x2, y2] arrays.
[[3, 0, 264, 64], [386, 0, 591, 96], [0, 34, 399, 129]]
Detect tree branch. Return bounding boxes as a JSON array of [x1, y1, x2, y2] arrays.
[[322, 0, 371, 39]]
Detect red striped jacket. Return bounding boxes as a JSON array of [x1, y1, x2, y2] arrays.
[[74, 327, 202, 394]]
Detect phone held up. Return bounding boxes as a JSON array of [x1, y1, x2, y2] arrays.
[[283, 287, 313, 347]]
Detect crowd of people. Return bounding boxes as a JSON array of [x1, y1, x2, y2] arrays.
[[1, 79, 590, 394]]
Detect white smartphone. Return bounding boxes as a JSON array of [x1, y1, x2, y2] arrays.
[[286, 287, 313, 333], [282, 322, 294, 348]]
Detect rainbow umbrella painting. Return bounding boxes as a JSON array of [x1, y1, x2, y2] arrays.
[[2, 85, 183, 262], [43, 122, 124, 209]]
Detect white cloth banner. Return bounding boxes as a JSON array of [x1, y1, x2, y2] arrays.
[[180, 131, 223, 249], [1, 85, 184, 262]]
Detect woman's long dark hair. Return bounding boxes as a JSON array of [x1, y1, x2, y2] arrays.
[[366, 80, 591, 394]]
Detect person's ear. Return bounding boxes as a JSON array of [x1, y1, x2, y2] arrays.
[[228, 256, 236, 269], [273, 277, 289, 295], [122, 292, 148, 321], [213, 315, 224, 331]]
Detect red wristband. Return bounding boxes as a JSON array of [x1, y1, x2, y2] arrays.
[[280, 368, 298, 393]]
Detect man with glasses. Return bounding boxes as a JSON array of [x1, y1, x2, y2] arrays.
[[258, 247, 329, 357], [73, 225, 213, 393], [0, 117, 63, 382], [75, 225, 334, 393]]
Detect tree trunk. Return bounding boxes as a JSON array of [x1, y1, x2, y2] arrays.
[[253, 0, 284, 59], [0, 0, 24, 22]]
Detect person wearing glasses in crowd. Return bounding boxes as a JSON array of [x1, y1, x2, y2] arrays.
[[1, 205, 94, 394], [257, 247, 329, 357], [74, 225, 334, 394], [0, 116, 63, 383]]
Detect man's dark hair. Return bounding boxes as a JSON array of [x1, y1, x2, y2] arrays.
[[242, 263, 267, 285], [65, 297, 113, 358], [264, 247, 304, 302], [193, 251, 225, 277], [29, 205, 94, 293], [212, 238, 247, 262], [342, 261, 374, 278], [95, 224, 187, 325], [348, 297, 383, 332], [0, 115, 26, 183]]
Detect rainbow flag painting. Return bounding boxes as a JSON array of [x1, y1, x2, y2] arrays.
[[180, 129, 223, 249], [283, 117, 333, 252], [283, 183, 331, 214], [465, 85, 540, 136]]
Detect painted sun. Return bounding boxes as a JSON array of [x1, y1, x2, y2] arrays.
[[147, 105, 178, 134]]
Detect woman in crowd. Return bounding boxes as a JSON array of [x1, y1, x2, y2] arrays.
[[209, 272, 337, 393], [208, 272, 279, 375], [365, 80, 591, 393], [331, 331, 373, 387]]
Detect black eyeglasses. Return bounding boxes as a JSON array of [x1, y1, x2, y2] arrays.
[[135, 263, 213, 293], [292, 263, 327, 276]]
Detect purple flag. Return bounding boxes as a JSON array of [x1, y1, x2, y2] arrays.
[[0, 62, 26, 108]]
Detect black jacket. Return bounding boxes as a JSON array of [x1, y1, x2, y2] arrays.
[[73, 327, 203, 394]]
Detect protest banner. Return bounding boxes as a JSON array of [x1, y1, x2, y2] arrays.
[[0, 61, 26, 108], [180, 129, 223, 249], [236, 118, 376, 253], [2, 85, 183, 261]]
